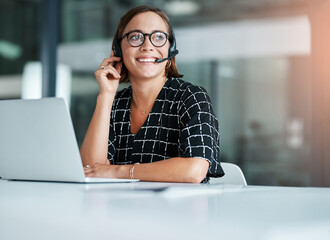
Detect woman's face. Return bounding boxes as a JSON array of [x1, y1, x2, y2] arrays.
[[121, 11, 169, 80]]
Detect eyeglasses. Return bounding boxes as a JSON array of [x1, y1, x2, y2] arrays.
[[120, 31, 169, 47]]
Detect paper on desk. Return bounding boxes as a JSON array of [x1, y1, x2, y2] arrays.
[[154, 185, 222, 198]]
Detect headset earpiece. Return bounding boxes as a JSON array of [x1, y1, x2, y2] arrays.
[[112, 33, 122, 58], [168, 25, 179, 59]]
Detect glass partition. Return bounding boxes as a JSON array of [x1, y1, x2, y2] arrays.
[[0, 0, 41, 100]]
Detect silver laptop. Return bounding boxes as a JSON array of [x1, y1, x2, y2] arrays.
[[0, 98, 139, 183]]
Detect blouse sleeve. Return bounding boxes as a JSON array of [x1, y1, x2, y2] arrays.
[[107, 109, 116, 164], [178, 85, 224, 177]]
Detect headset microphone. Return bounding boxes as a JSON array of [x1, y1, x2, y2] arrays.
[[155, 50, 179, 63]]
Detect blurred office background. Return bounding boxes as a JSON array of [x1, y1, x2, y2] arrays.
[[1, 0, 329, 187]]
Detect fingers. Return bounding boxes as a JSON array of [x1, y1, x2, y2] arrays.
[[94, 63, 121, 79], [96, 65, 121, 79], [110, 50, 115, 57], [84, 164, 97, 177], [99, 56, 121, 69], [115, 62, 123, 75], [84, 164, 93, 173], [83, 163, 110, 178], [96, 55, 122, 80]]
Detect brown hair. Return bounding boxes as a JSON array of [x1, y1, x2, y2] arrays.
[[112, 5, 183, 83]]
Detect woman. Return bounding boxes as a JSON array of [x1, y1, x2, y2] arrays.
[[80, 5, 224, 183]]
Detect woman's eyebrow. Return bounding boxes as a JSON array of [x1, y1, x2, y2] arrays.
[[122, 29, 141, 35]]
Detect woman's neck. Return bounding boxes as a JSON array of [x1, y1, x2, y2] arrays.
[[130, 75, 167, 108]]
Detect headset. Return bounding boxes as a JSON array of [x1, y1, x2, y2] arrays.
[[112, 26, 179, 63]]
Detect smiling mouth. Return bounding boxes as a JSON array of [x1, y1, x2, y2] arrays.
[[136, 57, 158, 63]]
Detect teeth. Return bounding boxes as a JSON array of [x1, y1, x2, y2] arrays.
[[137, 58, 156, 63]]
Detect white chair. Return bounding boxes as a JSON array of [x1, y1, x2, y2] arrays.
[[209, 162, 247, 185]]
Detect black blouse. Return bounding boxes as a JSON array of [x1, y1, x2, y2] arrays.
[[107, 77, 224, 179]]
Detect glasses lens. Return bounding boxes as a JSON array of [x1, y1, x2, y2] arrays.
[[127, 32, 144, 47], [151, 32, 167, 47]]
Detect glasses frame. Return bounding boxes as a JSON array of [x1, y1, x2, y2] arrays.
[[120, 30, 169, 48]]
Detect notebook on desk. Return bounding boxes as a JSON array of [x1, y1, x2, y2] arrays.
[[0, 98, 139, 183]]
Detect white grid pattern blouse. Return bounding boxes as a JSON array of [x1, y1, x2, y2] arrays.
[[107, 77, 224, 179]]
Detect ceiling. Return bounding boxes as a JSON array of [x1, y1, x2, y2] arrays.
[[115, 0, 309, 26]]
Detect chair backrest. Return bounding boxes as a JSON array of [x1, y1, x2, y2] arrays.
[[209, 162, 247, 185]]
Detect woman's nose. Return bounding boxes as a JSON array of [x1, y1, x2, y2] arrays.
[[140, 36, 154, 51]]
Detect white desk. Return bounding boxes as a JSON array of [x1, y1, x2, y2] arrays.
[[1, 180, 330, 240]]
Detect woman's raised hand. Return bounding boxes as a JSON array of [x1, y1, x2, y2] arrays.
[[94, 50, 122, 95]]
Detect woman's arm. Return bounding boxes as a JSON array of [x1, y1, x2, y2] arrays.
[[80, 54, 122, 166], [80, 94, 114, 166], [84, 157, 209, 183]]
